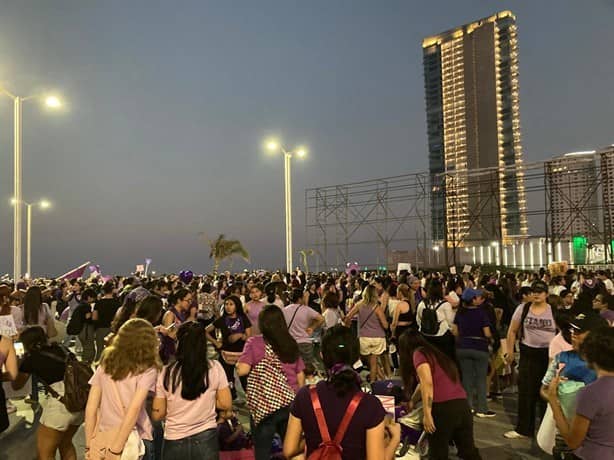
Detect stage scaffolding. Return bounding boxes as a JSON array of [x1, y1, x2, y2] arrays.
[[305, 150, 614, 272]]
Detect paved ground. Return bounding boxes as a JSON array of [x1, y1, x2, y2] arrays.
[[1, 390, 550, 460]]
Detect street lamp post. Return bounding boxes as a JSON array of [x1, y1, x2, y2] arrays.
[[13, 198, 51, 278], [0, 87, 62, 280], [265, 138, 307, 273]]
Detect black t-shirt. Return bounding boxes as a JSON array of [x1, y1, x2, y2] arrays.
[[19, 345, 66, 384], [94, 298, 121, 329], [212, 314, 251, 352]]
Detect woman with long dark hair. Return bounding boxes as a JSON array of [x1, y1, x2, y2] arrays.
[[153, 321, 232, 460], [23, 285, 57, 338], [205, 295, 251, 399], [398, 330, 481, 460], [237, 305, 305, 460], [416, 279, 456, 362], [160, 288, 193, 363], [284, 325, 401, 460]]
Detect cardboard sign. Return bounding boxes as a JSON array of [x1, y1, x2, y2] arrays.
[[0, 314, 18, 337], [375, 395, 396, 421], [449, 266, 457, 274], [463, 265, 472, 273]]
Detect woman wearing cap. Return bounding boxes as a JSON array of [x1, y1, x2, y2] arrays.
[[545, 326, 614, 459], [452, 288, 495, 418], [504, 280, 556, 439]]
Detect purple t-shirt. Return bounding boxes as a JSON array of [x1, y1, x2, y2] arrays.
[[290, 381, 385, 459], [238, 336, 304, 392], [245, 300, 266, 335], [600, 309, 614, 324], [511, 303, 556, 348], [574, 376, 614, 459], [413, 350, 466, 403], [283, 304, 319, 344], [453, 307, 491, 352], [358, 306, 385, 338]]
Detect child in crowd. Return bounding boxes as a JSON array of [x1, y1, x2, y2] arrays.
[[217, 409, 251, 451]]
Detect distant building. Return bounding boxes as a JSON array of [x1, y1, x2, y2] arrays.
[[423, 10, 528, 247], [545, 151, 599, 240], [600, 146, 614, 244]]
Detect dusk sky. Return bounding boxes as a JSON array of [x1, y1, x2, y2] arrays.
[[0, 1, 612, 276]]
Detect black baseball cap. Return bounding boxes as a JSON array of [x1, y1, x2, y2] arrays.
[[531, 280, 549, 293], [570, 313, 608, 333]]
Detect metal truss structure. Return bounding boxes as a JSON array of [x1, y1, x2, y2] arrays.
[[305, 150, 614, 271]]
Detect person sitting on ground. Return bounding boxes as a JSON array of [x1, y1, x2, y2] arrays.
[[284, 325, 401, 460], [217, 409, 251, 452]]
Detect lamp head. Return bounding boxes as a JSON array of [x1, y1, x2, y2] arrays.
[[39, 200, 51, 209], [295, 146, 307, 158], [265, 138, 280, 153], [44, 95, 62, 109]]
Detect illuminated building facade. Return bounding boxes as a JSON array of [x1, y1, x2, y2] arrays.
[[423, 11, 528, 247]]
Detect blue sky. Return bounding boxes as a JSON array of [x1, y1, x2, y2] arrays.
[[0, 1, 612, 275]]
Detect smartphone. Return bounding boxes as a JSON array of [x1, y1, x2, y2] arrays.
[[167, 323, 177, 331], [14, 341, 24, 358]]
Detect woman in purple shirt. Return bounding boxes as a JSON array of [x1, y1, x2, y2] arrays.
[[344, 284, 389, 383], [284, 325, 400, 460], [547, 326, 614, 459], [237, 306, 305, 460]]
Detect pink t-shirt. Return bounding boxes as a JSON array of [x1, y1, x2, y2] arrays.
[[89, 367, 158, 440], [413, 350, 466, 403], [548, 333, 573, 359], [238, 335, 305, 393], [245, 300, 266, 335], [283, 304, 320, 344], [155, 360, 229, 440]]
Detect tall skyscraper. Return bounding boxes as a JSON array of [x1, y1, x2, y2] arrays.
[[423, 11, 528, 248]]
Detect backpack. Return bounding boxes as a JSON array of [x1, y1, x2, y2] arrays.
[[246, 344, 296, 426], [420, 301, 446, 336], [40, 346, 94, 412], [308, 386, 363, 460]]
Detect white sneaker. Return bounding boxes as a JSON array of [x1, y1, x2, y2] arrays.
[[476, 411, 496, 418], [503, 430, 527, 439]]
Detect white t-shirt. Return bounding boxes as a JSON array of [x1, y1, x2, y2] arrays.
[[416, 300, 455, 336], [322, 308, 342, 330]]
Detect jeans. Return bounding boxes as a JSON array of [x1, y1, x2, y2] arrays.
[[298, 342, 315, 368], [516, 344, 549, 436], [252, 406, 289, 460], [428, 399, 481, 460], [457, 348, 490, 413], [162, 428, 219, 460], [79, 324, 96, 364]]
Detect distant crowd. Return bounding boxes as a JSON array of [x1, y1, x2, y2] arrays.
[[0, 266, 613, 460]]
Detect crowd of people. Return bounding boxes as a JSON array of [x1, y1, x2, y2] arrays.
[[0, 265, 613, 459]]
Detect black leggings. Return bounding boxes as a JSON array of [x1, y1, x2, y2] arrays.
[[221, 356, 247, 399], [516, 344, 549, 436], [428, 399, 481, 460]]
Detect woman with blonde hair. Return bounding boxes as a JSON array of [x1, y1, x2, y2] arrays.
[[85, 318, 162, 459], [344, 284, 389, 382]]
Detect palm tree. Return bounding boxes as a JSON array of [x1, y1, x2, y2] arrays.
[[299, 248, 314, 274], [206, 234, 250, 273]]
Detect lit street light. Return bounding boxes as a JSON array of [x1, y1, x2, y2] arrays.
[[0, 86, 63, 280], [264, 137, 307, 273], [12, 198, 53, 279]]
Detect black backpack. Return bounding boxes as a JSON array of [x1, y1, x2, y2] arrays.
[[420, 301, 446, 335], [40, 346, 94, 412]]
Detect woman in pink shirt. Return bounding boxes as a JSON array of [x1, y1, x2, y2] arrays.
[[244, 284, 266, 335], [85, 318, 162, 460], [153, 321, 232, 460], [399, 330, 482, 460], [237, 305, 305, 460]]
